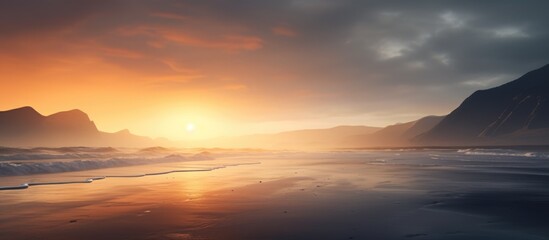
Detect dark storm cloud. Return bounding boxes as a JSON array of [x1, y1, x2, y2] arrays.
[[2, 0, 549, 122], [0, 0, 114, 37]]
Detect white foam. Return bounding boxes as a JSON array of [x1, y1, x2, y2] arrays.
[[0, 162, 260, 191], [0, 153, 212, 176], [457, 149, 539, 157]]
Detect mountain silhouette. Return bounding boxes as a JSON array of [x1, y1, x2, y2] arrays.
[[418, 64, 549, 145], [0, 106, 158, 147], [344, 116, 444, 147], [199, 125, 381, 149]]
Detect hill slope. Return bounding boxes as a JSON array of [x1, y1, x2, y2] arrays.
[[344, 116, 444, 147], [418, 64, 549, 145], [200, 125, 381, 149]]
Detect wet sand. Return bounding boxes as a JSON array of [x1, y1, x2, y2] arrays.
[[1, 150, 548, 239]]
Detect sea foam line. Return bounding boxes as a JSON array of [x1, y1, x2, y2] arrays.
[[0, 162, 260, 191]]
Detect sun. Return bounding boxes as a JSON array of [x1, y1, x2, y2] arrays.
[[186, 123, 195, 132]]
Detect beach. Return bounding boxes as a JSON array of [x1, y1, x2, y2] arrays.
[[1, 149, 548, 240]]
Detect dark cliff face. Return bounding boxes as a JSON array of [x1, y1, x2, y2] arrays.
[[419, 64, 549, 145], [0, 107, 44, 136], [402, 116, 444, 139], [44, 109, 98, 133], [0, 107, 100, 145]]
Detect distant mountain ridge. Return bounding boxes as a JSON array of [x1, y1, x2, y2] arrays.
[[200, 125, 381, 149], [0, 106, 159, 147], [196, 116, 444, 149], [344, 116, 444, 147]]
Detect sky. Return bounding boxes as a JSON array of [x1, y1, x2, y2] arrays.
[[1, 0, 549, 141]]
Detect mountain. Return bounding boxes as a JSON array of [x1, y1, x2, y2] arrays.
[[200, 125, 381, 149], [344, 116, 444, 147], [417, 64, 549, 146], [0, 106, 159, 147], [199, 116, 445, 149]]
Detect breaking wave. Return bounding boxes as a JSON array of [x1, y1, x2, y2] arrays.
[[0, 146, 217, 176], [457, 149, 541, 158]]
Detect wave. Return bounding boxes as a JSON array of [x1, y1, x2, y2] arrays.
[[32, 147, 119, 153], [0, 153, 108, 161], [0, 146, 122, 161], [0, 162, 260, 191], [0, 153, 212, 176], [457, 149, 541, 157], [0, 146, 119, 154]]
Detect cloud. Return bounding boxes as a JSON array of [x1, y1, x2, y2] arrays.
[[149, 12, 189, 21], [95, 45, 144, 59], [491, 27, 529, 39], [272, 26, 298, 37], [161, 32, 263, 51], [2, 0, 549, 133], [161, 59, 201, 74], [224, 84, 248, 90], [119, 25, 263, 52], [375, 40, 410, 60], [440, 11, 468, 28]]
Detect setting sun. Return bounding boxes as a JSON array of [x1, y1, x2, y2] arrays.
[[186, 123, 196, 132]]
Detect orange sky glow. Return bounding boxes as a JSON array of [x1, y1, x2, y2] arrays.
[[3, 1, 538, 141]]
